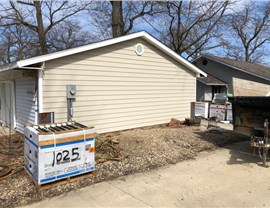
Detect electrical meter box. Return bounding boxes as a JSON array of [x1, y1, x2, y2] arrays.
[[66, 84, 76, 99]]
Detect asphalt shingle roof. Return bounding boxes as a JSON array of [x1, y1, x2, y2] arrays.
[[203, 55, 270, 81]]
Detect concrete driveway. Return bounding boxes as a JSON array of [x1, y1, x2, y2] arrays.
[[25, 141, 270, 208]]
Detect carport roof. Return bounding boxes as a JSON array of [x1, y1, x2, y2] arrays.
[[0, 31, 207, 77], [197, 74, 227, 86]]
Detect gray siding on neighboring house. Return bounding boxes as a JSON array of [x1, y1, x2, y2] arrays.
[[204, 85, 212, 100], [42, 38, 197, 133], [196, 80, 205, 101], [15, 77, 37, 133], [194, 59, 270, 94]]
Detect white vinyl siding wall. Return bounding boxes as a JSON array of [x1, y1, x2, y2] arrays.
[[0, 82, 15, 128], [43, 38, 196, 133], [15, 77, 37, 133]]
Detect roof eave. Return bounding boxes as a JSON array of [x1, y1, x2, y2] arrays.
[[16, 32, 147, 68], [0, 62, 18, 72]]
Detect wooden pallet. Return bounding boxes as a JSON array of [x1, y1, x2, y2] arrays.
[[24, 169, 94, 191]]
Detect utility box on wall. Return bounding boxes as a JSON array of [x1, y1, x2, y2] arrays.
[[66, 84, 76, 99], [24, 122, 95, 186]]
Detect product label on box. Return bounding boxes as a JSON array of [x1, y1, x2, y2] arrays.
[[52, 147, 81, 166], [39, 139, 95, 183]]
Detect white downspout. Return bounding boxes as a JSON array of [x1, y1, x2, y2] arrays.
[[11, 81, 16, 128], [38, 69, 43, 114]]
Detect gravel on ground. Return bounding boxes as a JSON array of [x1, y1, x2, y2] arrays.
[[0, 122, 248, 207]]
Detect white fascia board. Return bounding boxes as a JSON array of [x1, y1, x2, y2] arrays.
[[1, 31, 206, 77], [16, 32, 146, 68]]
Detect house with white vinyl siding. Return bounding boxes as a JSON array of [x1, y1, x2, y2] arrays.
[[0, 31, 206, 134]]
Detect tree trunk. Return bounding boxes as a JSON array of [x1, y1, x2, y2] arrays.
[[245, 48, 250, 62], [33, 1, 48, 54], [110, 1, 124, 37]]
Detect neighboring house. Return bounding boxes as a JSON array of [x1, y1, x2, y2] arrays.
[[0, 31, 206, 134], [193, 55, 270, 101]]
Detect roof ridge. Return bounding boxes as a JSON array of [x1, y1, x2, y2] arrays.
[[205, 55, 270, 70]]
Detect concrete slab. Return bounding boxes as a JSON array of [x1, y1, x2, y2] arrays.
[[24, 141, 270, 208]]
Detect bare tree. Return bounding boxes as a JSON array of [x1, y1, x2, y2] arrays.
[[90, 1, 160, 38], [0, 28, 14, 64], [147, 1, 230, 60], [111, 1, 124, 37], [46, 20, 97, 52], [0, 1, 91, 55], [111, 1, 159, 37], [223, 2, 270, 63], [0, 25, 38, 64]]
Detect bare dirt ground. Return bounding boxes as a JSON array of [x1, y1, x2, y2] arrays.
[[0, 121, 248, 208]]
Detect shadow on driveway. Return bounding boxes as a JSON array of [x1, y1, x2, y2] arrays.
[[224, 141, 267, 167], [193, 122, 266, 167]]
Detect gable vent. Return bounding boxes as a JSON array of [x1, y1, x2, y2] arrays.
[[135, 43, 144, 56]]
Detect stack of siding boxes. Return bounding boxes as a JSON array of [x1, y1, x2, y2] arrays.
[[24, 122, 95, 186], [209, 94, 228, 121], [209, 104, 226, 121], [191, 102, 232, 122], [191, 102, 209, 119], [226, 104, 233, 122]]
